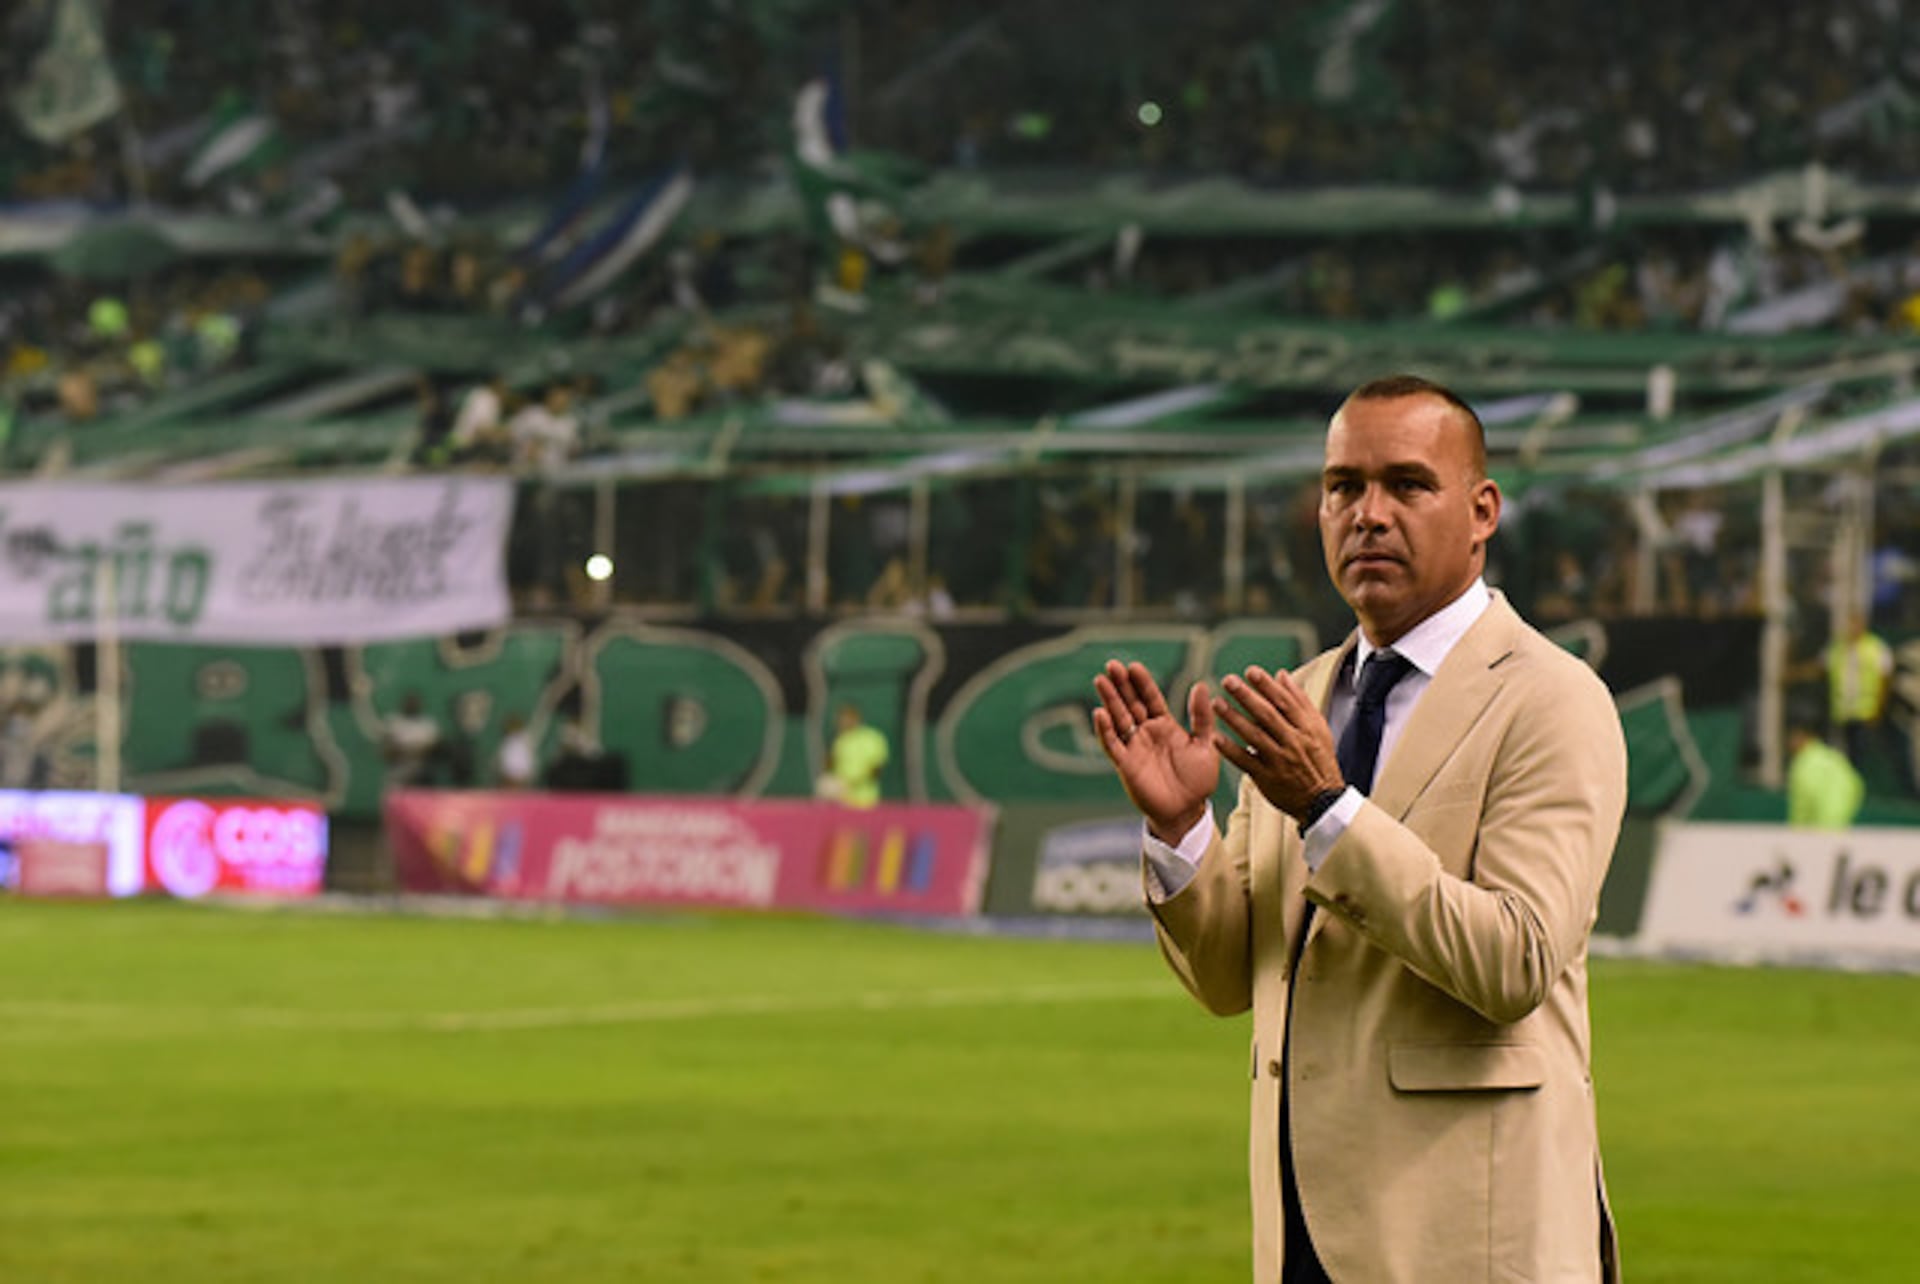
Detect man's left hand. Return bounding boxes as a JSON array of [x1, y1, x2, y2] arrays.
[[1212, 667, 1345, 821]]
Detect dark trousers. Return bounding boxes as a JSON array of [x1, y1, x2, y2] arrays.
[[1842, 718, 1915, 793], [1280, 1081, 1331, 1283], [1281, 903, 1331, 1284]]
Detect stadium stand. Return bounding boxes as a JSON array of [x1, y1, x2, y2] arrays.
[[7, 15, 1920, 1284], [4, 0, 1920, 839]]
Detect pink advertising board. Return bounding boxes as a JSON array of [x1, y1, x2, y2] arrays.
[[386, 791, 993, 917], [144, 798, 329, 900], [0, 791, 328, 899]]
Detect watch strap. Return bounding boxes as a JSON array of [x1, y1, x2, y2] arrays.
[[1297, 787, 1345, 838]]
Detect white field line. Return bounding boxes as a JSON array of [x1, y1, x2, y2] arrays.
[[0, 979, 1174, 1037]]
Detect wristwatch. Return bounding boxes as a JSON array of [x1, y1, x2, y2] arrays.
[[1297, 787, 1346, 838]]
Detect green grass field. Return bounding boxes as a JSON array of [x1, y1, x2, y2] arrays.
[[2, 899, 1916, 1283]]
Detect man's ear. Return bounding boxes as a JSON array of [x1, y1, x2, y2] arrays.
[[1471, 478, 1503, 544]]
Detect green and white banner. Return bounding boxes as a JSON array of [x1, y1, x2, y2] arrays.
[[0, 477, 512, 644]]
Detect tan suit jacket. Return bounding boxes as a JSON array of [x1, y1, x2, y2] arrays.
[[1150, 594, 1627, 1284]]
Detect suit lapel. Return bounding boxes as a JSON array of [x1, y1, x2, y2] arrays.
[[1287, 638, 1354, 961], [1301, 637, 1354, 714], [1369, 594, 1521, 820]]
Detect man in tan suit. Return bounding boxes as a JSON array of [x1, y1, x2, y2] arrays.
[[1093, 375, 1626, 1283]]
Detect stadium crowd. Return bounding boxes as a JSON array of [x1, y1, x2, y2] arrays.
[[856, 0, 1920, 190], [5, 0, 1920, 646]]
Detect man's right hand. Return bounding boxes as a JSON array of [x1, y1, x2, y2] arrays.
[[1092, 660, 1220, 844]]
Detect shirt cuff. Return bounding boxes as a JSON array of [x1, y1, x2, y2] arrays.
[[1141, 804, 1216, 902], [1301, 788, 1363, 872]]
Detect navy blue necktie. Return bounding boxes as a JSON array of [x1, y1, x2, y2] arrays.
[[1281, 648, 1418, 1283], [1297, 650, 1415, 945], [1337, 650, 1417, 796]]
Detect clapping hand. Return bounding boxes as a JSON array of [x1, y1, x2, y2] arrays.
[[1092, 660, 1219, 844], [1212, 667, 1343, 821]]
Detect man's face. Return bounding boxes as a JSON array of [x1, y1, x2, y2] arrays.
[[1318, 394, 1501, 644]]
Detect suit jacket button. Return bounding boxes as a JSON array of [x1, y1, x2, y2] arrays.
[[1267, 1059, 1283, 1078]]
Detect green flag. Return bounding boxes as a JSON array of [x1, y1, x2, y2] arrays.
[[8, 0, 123, 146]]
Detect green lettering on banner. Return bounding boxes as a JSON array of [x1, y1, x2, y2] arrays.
[[806, 621, 943, 802], [162, 548, 211, 628], [47, 543, 97, 624], [10, 614, 1745, 823], [122, 643, 338, 799], [111, 523, 157, 620], [585, 626, 782, 795], [337, 626, 575, 813], [938, 628, 1200, 804], [41, 532, 214, 632]]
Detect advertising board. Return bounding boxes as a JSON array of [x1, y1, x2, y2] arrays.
[[387, 791, 991, 917], [143, 798, 330, 899], [1639, 822, 1920, 962]]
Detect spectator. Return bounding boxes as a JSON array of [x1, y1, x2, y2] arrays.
[[1786, 715, 1865, 829], [706, 326, 771, 397], [1869, 540, 1917, 631], [55, 368, 98, 422], [380, 691, 442, 789], [866, 556, 914, 611], [439, 691, 486, 788], [543, 717, 626, 792], [924, 572, 956, 619], [495, 713, 537, 789], [412, 375, 454, 466], [449, 375, 511, 462], [644, 350, 703, 421], [0, 698, 49, 790], [508, 383, 579, 472], [1823, 613, 1895, 772], [335, 233, 376, 318], [819, 703, 889, 809]]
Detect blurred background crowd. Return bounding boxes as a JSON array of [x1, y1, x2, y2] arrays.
[[4, 0, 1920, 663]]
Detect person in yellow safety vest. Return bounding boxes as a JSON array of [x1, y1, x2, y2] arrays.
[[1825, 614, 1894, 772], [1786, 717, 1864, 829], [818, 703, 888, 809]]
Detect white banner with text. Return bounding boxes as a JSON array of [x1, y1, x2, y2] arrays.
[[1638, 822, 1920, 962], [0, 477, 512, 644]]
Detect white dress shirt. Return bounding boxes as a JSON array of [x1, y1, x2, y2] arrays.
[[1144, 578, 1492, 900]]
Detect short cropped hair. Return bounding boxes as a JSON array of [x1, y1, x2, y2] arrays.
[[1343, 374, 1487, 479]]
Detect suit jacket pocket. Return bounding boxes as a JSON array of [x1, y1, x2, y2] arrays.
[[1388, 1042, 1546, 1092]]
